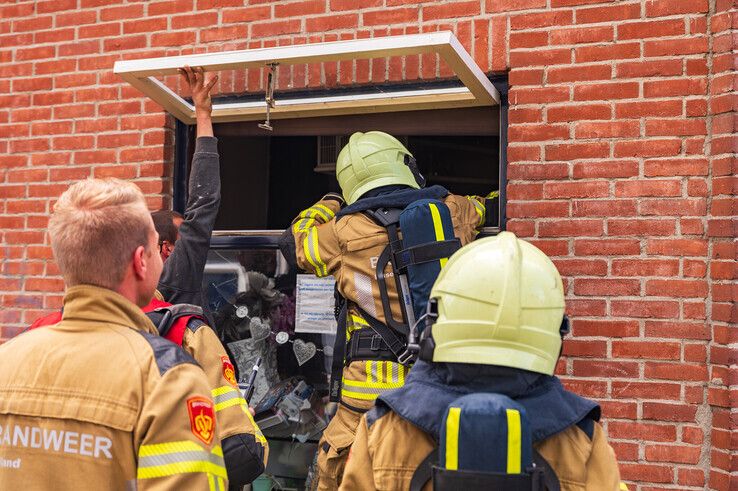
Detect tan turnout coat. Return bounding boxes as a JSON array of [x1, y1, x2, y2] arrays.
[[0, 285, 228, 491]]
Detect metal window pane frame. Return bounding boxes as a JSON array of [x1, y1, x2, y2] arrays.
[[114, 31, 500, 124]]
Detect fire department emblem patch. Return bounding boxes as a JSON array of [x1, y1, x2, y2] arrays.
[[221, 355, 237, 385], [187, 397, 215, 445]]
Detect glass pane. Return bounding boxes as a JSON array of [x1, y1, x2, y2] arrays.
[[202, 247, 332, 454]]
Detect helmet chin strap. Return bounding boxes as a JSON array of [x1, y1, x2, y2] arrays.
[[405, 155, 426, 188]]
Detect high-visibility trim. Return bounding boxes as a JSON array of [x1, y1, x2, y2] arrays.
[[619, 483, 629, 491], [207, 473, 226, 491], [444, 407, 461, 471], [467, 196, 486, 227], [346, 314, 369, 341], [293, 210, 316, 233], [137, 441, 227, 481], [428, 202, 448, 269], [314, 204, 335, 219], [341, 361, 406, 400], [240, 405, 268, 445], [304, 227, 328, 277], [211, 386, 247, 412], [506, 408, 522, 474]]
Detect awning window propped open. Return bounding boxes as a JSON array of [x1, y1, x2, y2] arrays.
[[113, 32, 499, 124]]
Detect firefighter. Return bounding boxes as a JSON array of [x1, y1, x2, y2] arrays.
[[0, 178, 227, 490], [154, 64, 221, 307], [279, 131, 498, 491], [144, 298, 269, 489], [25, 67, 268, 488], [340, 233, 624, 491]]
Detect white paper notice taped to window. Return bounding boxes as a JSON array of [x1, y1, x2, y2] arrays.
[[295, 274, 337, 334]]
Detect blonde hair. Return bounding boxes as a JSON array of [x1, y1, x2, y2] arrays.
[[49, 178, 153, 290]]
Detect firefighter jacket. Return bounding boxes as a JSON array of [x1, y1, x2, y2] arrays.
[[0, 285, 228, 491], [280, 185, 489, 491], [143, 298, 269, 485], [340, 361, 624, 491]]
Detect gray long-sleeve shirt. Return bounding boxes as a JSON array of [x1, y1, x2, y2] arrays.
[[158, 136, 220, 306]]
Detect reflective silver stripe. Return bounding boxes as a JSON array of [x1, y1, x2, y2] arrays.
[[390, 362, 398, 384], [354, 272, 377, 317], [213, 388, 241, 405], [306, 228, 327, 276], [139, 449, 224, 469], [370, 361, 378, 383], [341, 384, 391, 396]]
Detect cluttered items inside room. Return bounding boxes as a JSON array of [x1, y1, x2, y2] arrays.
[[202, 246, 335, 488]]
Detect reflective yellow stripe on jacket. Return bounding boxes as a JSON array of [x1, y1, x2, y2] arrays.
[[466, 196, 486, 228], [211, 385, 267, 445], [341, 360, 406, 401], [137, 440, 227, 490], [292, 204, 335, 233]]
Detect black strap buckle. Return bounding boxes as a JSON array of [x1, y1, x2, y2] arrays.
[[370, 334, 383, 351]]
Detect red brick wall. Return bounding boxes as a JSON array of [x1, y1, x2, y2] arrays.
[[0, 1, 735, 489]]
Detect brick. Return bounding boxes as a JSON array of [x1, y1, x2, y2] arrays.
[[572, 199, 636, 217], [574, 239, 640, 256], [612, 341, 680, 360], [508, 68, 544, 86], [509, 87, 570, 105], [647, 239, 708, 256], [574, 82, 639, 101], [424, 1, 479, 20], [647, 279, 705, 299], [547, 103, 611, 122], [275, 0, 325, 18], [363, 8, 418, 26], [509, 48, 571, 67], [608, 422, 677, 442], [572, 360, 638, 378], [574, 278, 640, 296], [612, 381, 681, 400], [551, 259, 607, 276], [575, 43, 640, 63], [506, 164, 568, 180], [509, 124, 569, 142], [306, 14, 358, 32], [615, 180, 681, 197], [611, 300, 679, 319], [575, 121, 639, 139], [487, 0, 545, 13], [644, 37, 709, 57], [614, 139, 682, 158], [550, 26, 612, 45], [619, 464, 673, 484], [645, 0, 709, 16], [545, 142, 609, 161], [615, 100, 683, 118], [573, 160, 638, 179], [507, 200, 569, 220], [618, 19, 685, 40], [251, 20, 302, 38], [544, 181, 609, 199], [509, 31, 548, 49], [611, 259, 679, 277], [539, 219, 603, 237], [644, 78, 707, 98], [576, 3, 640, 23], [644, 158, 708, 177], [645, 445, 701, 464], [616, 59, 683, 78], [607, 219, 676, 237], [641, 198, 707, 217], [561, 339, 607, 357]]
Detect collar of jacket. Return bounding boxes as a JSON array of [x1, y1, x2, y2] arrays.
[[335, 185, 450, 220], [61, 284, 159, 335], [373, 360, 600, 443]]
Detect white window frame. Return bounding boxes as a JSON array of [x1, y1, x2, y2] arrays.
[[113, 31, 499, 124]]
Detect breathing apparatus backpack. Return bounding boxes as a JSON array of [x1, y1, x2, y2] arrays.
[[410, 393, 561, 491], [329, 199, 461, 401], [144, 300, 208, 346]]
